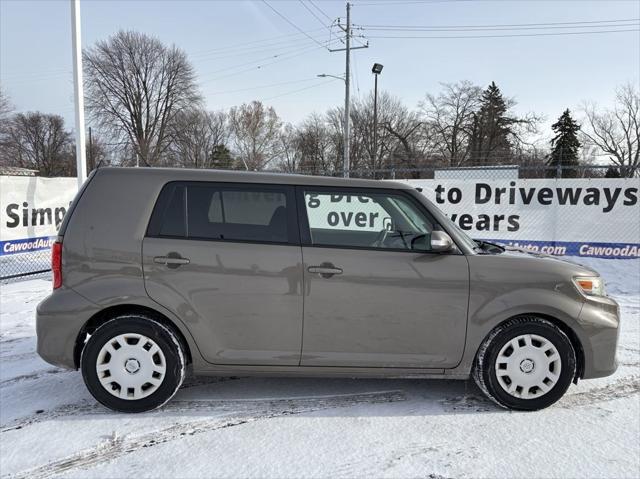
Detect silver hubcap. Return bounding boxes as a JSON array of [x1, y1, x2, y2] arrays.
[[124, 358, 141, 374], [495, 334, 562, 399], [96, 333, 166, 400]]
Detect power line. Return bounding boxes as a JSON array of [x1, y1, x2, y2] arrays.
[[299, 0, 331, 29], [192, 33, 329, 62], [357, 18, 640, 29], [200, 40, 332, 78], [201, 45, 328, 84], [262, 0, 330, 49], [2, 30, 330, 82], [360, 22, 640, 33], [189, 28, 326, 58], [1, 72, 71, 83], [1, 68, 70, 81], [208, 77, 319, 95], [355, 0, 472, 5], [308, 0, 333, 22], [197, 39, 332, 71], [201, 41, 340, 84], [260, 79, 335, 102], [367, 28, 639, 39], [352, 52, 361, 97], [357, 0, 628, 4]]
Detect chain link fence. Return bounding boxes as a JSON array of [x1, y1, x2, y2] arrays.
[[291, 163, 635, 180], [1, 163, 636, 282], [0, 250, 51, 282]]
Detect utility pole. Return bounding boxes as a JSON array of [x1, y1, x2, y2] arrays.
[[330, 2, 367, 178], [70, 0, 87, 188], [343, 2, 350, 177]]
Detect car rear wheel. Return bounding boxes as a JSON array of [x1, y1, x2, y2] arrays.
[[473, 317, 576, 411], [81, 315, 186, 413]]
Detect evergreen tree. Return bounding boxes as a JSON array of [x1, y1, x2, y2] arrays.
[[469, 82, 514, 165], [210, 144, 234, 169], [604, 166, 621, 178], [547, 109, 581, 178]]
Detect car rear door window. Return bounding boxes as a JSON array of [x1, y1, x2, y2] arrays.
[[188, 186, 289, 243], [148, 182, 294, 244]]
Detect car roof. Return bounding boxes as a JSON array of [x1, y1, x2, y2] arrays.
[[95, 167, 413, 190]]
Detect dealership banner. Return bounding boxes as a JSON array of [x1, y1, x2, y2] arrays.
[[401, 178, 640, 259], [1, 176, 638, 260], [0, 176, 77, 256]]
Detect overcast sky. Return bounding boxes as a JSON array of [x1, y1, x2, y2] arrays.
[[1, 0, 639, 139]]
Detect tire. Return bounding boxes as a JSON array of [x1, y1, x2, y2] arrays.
[[81, 315, 186, 413], [473, 316, 576, 411]]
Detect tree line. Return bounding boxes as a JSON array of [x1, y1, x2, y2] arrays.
[[1, 30, 638, 178]]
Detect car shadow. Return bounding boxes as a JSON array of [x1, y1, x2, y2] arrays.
[[1, 369, 502, 433], [172, 374, 500, 417]]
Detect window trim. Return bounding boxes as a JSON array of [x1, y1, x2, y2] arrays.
[[295, 185, 463, 255], [146, 181, 300, 246]]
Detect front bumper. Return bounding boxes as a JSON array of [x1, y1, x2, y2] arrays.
[[578, 295, 620, 379]]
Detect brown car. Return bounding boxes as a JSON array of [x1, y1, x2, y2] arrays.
[[36, 167, 619, 412]]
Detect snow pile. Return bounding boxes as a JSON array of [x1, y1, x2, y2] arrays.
[[0, 258, 638, 479]]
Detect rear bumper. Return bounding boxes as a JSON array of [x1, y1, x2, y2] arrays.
[[578, 295, 620, 379], [36, 287, 98, 370]]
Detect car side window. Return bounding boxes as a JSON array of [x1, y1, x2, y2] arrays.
[[188, 186, 289, 243], [303, 190, 434, 251], [148, 182, 293, 244]]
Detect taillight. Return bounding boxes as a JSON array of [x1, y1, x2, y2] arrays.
[[52, 241, 62, 289]]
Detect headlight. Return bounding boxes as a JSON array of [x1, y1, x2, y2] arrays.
[[573, 276, 606, 297]]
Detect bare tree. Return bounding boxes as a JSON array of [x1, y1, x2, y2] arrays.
[[341, 92, 423, 176], [419, 81, 481, 166], [296, 113, 337, 174], [0, 86, 13, 121], [383, 116, 428, 176], [1, 112, 74, 176], [167, 109, 229, 168], [85, 131, 110, 171], [276, 124, 301, 173], [83, 30, 201, 166], [581, 83, 640, 177], [228, 101, 282, 170], [0, 86, 13, 160], [324, 107, 348, 172]]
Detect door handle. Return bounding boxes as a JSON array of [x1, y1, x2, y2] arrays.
[[308, 264, 343, 278], [153, 254, 190, 269]]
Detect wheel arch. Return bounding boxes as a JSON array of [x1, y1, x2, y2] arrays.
[[74, 304, 193, 369], [475, 312, 585, 382]]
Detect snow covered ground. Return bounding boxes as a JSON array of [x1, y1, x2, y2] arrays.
[[0, 257, 638, 479]]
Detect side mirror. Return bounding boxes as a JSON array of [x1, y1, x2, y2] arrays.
[[430, 231, 454, 252]]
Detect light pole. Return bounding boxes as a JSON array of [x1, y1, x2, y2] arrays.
[[70, 0, 87, 188], [371, 63, 383, 168]]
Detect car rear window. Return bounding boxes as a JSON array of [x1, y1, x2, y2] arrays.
[[147, 182, 292, 244]]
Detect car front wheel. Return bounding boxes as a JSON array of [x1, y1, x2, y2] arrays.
[[473, 316, 576, 411], [81, 315, 186, 413]]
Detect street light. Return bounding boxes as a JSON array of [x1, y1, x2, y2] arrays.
[[317, 73, 346, 82], [371, 63, 383, 168]]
